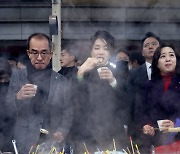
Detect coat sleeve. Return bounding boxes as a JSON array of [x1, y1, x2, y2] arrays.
[[5, 70, 21, 115], [56, 77, 73, 138]]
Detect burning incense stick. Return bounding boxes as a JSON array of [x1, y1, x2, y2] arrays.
[[48, 147, 55, 154], [113, 138, 117, 152], [12, 140, 19, 154], [29, 145, 34, 154], [96, 147, 101, 153], [124, 125, 128, 139], [135, 144, 140, 154], [127, 147, 131, 154], [62, 147, 65, 154], [35, 145, 39, 154], [130, 136, 135, 154], [83, 142, 90, 154], [122, 149, 128, 154]]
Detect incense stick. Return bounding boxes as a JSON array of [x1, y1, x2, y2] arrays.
[[12, 140, 19, 154], [122, 149, 128, 154], [29, 145, 34, 154], [127, 147, 131, 154], [130, 136, 135, 154], [83, 142, 90, 154], [135, 144, 140, 154], [113, 138, 117, 152], [35, 145, 39, 154]]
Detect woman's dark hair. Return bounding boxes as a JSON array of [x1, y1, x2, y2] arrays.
[[91, 30, 115, 54], [151, 43, 179, 81], [0, 57, 12, 77], [27, 33, 52, 50], [116, 48, 129, 58]]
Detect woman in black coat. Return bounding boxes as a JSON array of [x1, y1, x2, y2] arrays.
[[71, 30, 128, 153], [141, 43, 180, 147]]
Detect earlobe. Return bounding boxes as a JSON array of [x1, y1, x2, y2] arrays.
[[27, 50, 30, 57], [71, 55, 75, 61]]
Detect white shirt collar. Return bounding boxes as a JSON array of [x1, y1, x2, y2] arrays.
[[145, 61, 151, 68], [145, 61, 152, 80]]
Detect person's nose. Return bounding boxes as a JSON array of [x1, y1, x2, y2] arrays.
[[165, 56, 171, 62], [99, 48, 104, 55], [149, 43, 153, 49], [37, 53, 43, 60]]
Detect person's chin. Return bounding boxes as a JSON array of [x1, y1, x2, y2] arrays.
[[35, 64, 45, 70]]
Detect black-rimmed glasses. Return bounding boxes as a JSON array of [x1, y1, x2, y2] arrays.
[[29, 51, 52, 59]]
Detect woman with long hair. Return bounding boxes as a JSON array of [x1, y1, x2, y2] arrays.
[[141, 43, 180, 148]]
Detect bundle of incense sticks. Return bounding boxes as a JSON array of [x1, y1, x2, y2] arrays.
[[141, 127, 180, 132], [28, 145, 66, 154]]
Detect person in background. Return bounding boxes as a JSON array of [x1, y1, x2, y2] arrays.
[[116, 49, 129, 62], [17, 53, 29, 69], [73, 30, 128, 153], [129, 52, 145, 69], [141, 43, 180, 147], [127, 32, 161, 152], [6, 33, 73, 153], [58, 41, 78, 80], [115, 49, 129, 79], [0, 57, 15, 152], [8, 57, 18, 70]]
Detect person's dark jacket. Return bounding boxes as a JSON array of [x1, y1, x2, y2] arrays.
[[58, 66, 78, 81], [0, 82, 15, 152], [139, 74, 180, 146], [72, 64, 128, 151]]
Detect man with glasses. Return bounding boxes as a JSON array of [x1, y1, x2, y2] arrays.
[[6, 33, 73, 153], [127, 32, 161, 152]]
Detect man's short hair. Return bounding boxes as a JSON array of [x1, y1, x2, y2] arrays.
[[141, 32, 161, 47], [27, 33, 52, 50], [129, 52, 145, 65]]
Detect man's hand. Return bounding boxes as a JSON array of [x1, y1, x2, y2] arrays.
[[53, 132, 64, 143], [16, 84, 37, 100], [143, 124, 155, 136]]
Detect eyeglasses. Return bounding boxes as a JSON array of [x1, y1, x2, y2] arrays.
[[143, 42, 159, 48], [29, 51, 52, 59]]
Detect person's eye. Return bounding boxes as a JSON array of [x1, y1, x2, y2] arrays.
[[160, 55, 165, 59], [94, 47, 100, 50], [41, 52, 47, 55], [144, 44, 149, 48], [33, 52, 38, 55], [170, 54, 175, 57]]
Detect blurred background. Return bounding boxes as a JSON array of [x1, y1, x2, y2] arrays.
[[0, 0, 180, 61]]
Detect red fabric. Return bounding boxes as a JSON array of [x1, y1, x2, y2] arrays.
[[154, 140, 180, 153], [161, 72, 174, 92]]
